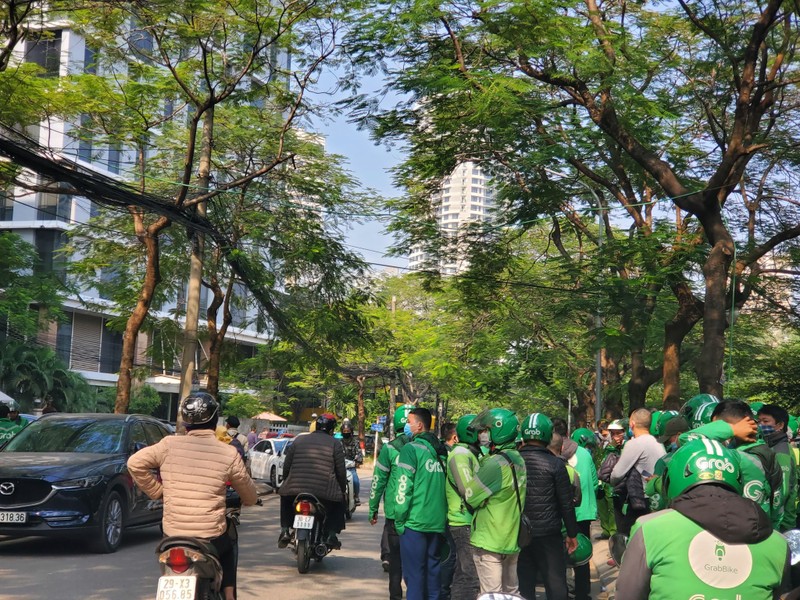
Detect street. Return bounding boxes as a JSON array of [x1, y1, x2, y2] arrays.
[[0, 473, 387, 600]]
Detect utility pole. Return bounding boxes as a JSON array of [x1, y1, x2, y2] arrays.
[[388, 295, 397, 439], [178, 108, 214, 412]]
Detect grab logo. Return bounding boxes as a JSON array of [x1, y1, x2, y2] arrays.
[[742, 479, 765, 504], [694, 457, 735, 473], [425, 459, 443, 473], [688, 531, 752, 588], [688, 595, 742, 600]]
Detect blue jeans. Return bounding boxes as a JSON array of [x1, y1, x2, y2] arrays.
[[399, 527, 442, 600], [348, 467, 360, 498]]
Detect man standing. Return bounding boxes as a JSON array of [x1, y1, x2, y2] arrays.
[[758, 404, 798, 532], [246, 424, 258, 450], [370, 404, 415, 600], [394, 407, 448, 600], [517, 413, 579, 600], [279, 413, 347, 548], [442, 414, 481, 600], [464, 408, 526, 595], [617, 440, 789, 600], [610, 408, 665, 535]]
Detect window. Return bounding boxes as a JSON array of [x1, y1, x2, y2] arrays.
[[77, 114, 93, 163], [83, 45, 97, 74], [129, 422, 148, 451], [38, 183, 71, 222], [143, 420, 169, 445], [56, 313, 74, 366], [0, 189, 12, 221], [100, 321, 123, 374], [35, 230, 67, 283], [25, 30, 62, 77], [107, 144, 121, 174]]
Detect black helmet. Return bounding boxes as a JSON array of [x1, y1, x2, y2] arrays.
[[316, 413, 337, 434], [225, 415, 240, 428], [341, 421, 353, 434], [181, 392, 219, 426]]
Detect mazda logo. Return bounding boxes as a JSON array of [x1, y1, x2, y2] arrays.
[[0, 482, 14, 496]]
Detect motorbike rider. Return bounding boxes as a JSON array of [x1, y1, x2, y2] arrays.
[[616, 439, 789, 600], [0, 401, 28, 442], [341, 419, 363, 505], [127, 392, 257, 600], [279, 413, 347, 548]]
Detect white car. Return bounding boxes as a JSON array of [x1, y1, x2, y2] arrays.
[[248, 438, 291, 488]]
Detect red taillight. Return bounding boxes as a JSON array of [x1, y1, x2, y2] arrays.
[[296, 500, 313, 515], [167, 547, 191, 574]]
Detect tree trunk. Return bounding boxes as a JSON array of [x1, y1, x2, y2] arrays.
[[356, 375, 366, 449], [204, 272, 233, 398], [115, 211, 170, 413], [662, 282, 704, 409], [628, 348, 661, 411], [696, 211, 735, 396], [602, 350, 624, 418]]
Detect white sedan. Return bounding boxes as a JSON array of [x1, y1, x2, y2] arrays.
[[248, 438, 291, 487]]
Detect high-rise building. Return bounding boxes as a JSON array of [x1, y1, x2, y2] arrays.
[[407, 161, 496, 275]]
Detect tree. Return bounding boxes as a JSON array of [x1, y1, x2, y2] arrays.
[[346, 0, 800, 404]]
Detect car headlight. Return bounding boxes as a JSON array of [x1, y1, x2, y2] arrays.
[[52, 476, 104, 490]]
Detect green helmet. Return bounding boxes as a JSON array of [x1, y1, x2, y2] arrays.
[[456, 414, 478, 444], [571, 427, 596, 448], [393, 404, 414, 433], [654, 410, 679, 437], [520, 413, 553, 443], [679, 394, 719, 423], [663, 439, 742, 502], [567, 532, 593, 566], [470, 408, 520, 445], [788, 416, 799, 440], [689, 402, 717, 429], [649, 410, 663, 436], [4, 400, 19, 412]]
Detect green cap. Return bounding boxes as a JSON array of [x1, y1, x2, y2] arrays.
[[664, 439, 742, 502], [654, 410, 679, 437], [571, 427, 596, 448], [567, 532, 593, 566], [679, 394, 719, 423], [470, 408, 519, 445], [689, 402, 717, 429], [393, 404, 414, 433], [456, 414, 478, 444], [649, 411, 663, 436], [520, 413, 553, 443]]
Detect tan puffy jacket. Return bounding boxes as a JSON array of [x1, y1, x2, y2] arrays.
[[127, 429, 258, 538]]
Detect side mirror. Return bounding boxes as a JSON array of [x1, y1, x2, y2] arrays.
[[609, 532, 628, 566]]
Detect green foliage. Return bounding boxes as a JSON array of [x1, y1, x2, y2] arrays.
[[223, 392, 265, 418], [129, 385, 163, 415]]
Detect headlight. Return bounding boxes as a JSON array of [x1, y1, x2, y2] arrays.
[[52, 476, 104, 490]]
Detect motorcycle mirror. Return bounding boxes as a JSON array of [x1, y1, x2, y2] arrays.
[[609, 532, 628, 566], [476, 595, 525, 600], [783, 529, 800, 566]]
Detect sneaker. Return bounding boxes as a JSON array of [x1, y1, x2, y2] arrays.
[[326, 533, 341, 549], [595, 533, 611, 540], [354, 497, 362, 506], [382, 560, 390, 572], [278, 528, 291, 549]]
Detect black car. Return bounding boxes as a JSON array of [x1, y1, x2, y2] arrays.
[[0, 413, 172, 552]]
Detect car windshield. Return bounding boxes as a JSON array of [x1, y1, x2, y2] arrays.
[[273, 440, 287, 453], [2, 419, 126, 454]]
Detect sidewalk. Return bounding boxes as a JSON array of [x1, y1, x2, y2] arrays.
[[590, 521, 618, 600]]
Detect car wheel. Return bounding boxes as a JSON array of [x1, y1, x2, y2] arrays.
[[270, 467, 277, 488], [94, 489, 125, 553]]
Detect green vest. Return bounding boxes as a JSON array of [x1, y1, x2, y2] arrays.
[[633, 509, 787, 600], [0, 418, 25, 442], [465, 447, 526, 555], [393, 435, 448, 534], [446, 443, 480, 527]]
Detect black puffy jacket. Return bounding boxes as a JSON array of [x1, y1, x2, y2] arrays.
[[519, 444, 579, 538], [280, 431, 347, 503]]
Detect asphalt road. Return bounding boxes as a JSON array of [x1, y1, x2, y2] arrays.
[[0, 473, 387, 600]]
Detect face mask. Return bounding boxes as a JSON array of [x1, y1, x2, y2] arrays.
[[478, 431, 491, 447], [403, 423, 413, 437], [342, 432, 352, 439], [627, 427, 633, 439], [667, 442, 678, 452], [759, 424, 776, 438]]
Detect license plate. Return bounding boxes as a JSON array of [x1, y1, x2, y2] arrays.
[[155, 576, 196, 600], [0, 512, 26, 523], [293, 515, 314, 529]]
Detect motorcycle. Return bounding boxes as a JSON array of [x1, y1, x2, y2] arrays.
[[154, 489, 260, 600], [344, 459, 357, 520], [290, 492, 338, 574]]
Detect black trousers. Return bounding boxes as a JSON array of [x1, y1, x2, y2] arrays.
[[612, 495, 648, 537], [573, 521, 592, 600], [209, 529, 237, 590], [385, 518, 404, 600], [518, 533, 568, 600]]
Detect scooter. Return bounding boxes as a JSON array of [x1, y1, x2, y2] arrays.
[[154, 490, 259, 599], [344, 459, 357, 520], [290, 492, 338, 574]]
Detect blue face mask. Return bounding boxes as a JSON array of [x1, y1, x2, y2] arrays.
[[403, 423, 413, 437], [667, 442, 678, 452], [759, 424, 776, 438], [627, 427, 633, 439]]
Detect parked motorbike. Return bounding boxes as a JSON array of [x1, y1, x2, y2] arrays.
[[154, 489, 260, 600], [291, 493, 338, 574], [344, 459, 357, 520]]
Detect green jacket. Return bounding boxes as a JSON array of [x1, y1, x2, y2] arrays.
[[465, 446, 526, 555], [393, 432, 448, 534], [446, 443, 481, 527], [569, 446, 598, 522], [369, 433, 410, 521], [0, 417, 26, 442], [681, 421, 784, 529], [644, 451, 674, 512]]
